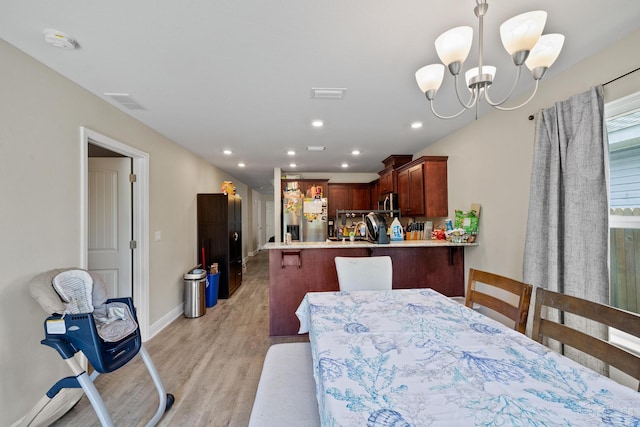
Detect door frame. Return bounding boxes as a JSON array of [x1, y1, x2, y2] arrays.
[[80, 127, 151, 340]]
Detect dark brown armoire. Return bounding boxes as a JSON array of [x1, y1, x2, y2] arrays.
[[197, 193, 242, 298]]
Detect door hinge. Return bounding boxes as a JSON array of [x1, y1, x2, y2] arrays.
[[130, 240, 137, 250], [129, 173, 137, 183]]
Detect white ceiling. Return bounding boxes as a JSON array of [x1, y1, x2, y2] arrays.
[[2, 1, 640, 193]]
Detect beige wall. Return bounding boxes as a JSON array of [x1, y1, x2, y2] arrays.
[[0, 38, 255, 425], [416, 29, 640, 282]]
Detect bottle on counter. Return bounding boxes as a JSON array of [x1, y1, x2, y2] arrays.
[[390, 217, 404, 241]]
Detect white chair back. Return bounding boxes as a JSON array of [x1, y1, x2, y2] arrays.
[[334, 256, 392, 291]]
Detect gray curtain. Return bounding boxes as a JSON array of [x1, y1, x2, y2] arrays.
[[523, 86, 609, 374]]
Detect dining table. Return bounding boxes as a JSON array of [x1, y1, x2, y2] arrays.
[[295, 288, 640, 426]]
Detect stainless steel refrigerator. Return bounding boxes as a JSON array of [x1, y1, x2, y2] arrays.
[[282, 194, 327, 242]]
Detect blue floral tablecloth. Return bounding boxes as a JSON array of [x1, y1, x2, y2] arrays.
[[296, 288, 640, 426]]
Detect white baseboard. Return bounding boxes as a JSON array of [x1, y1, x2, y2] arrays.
[[147, 303, 183, 341], [248, 247, 264, 257]]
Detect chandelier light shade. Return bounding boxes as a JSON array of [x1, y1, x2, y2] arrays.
[[525, 34, 565, 76], [465, 66, 496, 89], [435, 26, 473, 67], [415, 0, 564, 119], [415, 64, 445, 97], [499, 11, 547, 57]]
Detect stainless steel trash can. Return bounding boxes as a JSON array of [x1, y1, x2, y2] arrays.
[[184, 268, 207, 318]]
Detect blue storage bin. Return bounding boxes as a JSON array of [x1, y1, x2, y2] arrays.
[[206, 273, 220, 307]]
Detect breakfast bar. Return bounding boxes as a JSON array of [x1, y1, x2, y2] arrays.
[[264, 240, 477, 336]]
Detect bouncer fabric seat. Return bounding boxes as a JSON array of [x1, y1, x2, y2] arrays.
[[22, 268, 173, 427], [30, 268, 140, 372]]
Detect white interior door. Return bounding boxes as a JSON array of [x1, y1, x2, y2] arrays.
[[257, 202, 264, 248], [265, 201, 274, 242], [88, 157, 132, 298]]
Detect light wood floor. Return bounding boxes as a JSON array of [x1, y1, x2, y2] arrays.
[[52, 250, 307, 427]]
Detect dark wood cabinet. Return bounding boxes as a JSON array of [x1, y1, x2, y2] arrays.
[[369, 179, 379, 209], [396, 156, 448, 218], [423, 159, 449, 217], [378, 167, 395, 195], [351, 184, 371, 210], [197, 193, 242, 299], [328, 183, 372, 216], [377, 155, 413, 197], [398, 163, 426, 216], [328, 185, 350, 217]]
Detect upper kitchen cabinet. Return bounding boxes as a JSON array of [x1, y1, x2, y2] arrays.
[[370, 179, 379, 208], [351, 184, 371, 210], [396, 156, 448, 218], [397, 164, 424, 216], [377, 155, 413, 196], [328, 184, 349, 217], [328, 183, 372, 216], [378, 167, 395, 195]]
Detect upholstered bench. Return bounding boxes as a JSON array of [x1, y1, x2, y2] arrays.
[[248, 342, 321, 427]]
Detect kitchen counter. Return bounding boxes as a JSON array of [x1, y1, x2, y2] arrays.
[[264, 239, 478, 249], [267, 239, 477, 335]]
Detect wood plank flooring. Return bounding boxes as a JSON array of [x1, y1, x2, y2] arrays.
[[51, 250, 307, 427]]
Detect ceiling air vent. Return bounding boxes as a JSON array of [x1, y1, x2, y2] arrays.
[[311, 88, 347, 100], [104, 93, 146, 110], [306, 146, 326, 152]]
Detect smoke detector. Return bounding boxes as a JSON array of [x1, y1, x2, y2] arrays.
[[44, 29, 78, 50]]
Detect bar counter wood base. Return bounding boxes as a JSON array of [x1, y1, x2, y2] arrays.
[[266, 241, 474, 336]]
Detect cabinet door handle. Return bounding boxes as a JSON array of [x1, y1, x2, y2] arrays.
[[234, 232, 238, 241]]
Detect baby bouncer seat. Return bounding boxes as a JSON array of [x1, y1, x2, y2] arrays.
[[24, 268, 174, 427]]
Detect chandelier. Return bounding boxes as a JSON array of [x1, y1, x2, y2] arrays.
[[415, 0, 564, 119]]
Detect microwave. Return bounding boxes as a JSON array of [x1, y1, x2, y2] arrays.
[[377, 193, 397, 211]]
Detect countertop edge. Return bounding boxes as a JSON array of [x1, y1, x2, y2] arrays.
[[264, 241, 479, 249]]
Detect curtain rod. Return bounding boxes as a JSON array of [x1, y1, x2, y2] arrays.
[[528, 66, 640, 120], [603, 65, 640, 86]]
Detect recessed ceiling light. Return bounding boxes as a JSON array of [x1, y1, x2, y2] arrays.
[[352, 150, 361, 155], [287, 150, 295, 156], [411, 121, 423, 129], [312, 120, 324, 128], [223, 149, 232, 155], [289, 163, 297, 168], [238, 162, 245, 167], [341, 162, 349, 168]]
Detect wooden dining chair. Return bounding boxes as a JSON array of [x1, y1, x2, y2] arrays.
[[464, 268, 533, 334], [334, 256, 392, 291], [531, 288, 640, 392]]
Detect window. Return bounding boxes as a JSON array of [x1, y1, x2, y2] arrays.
[[606, 91, 640, 315]]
